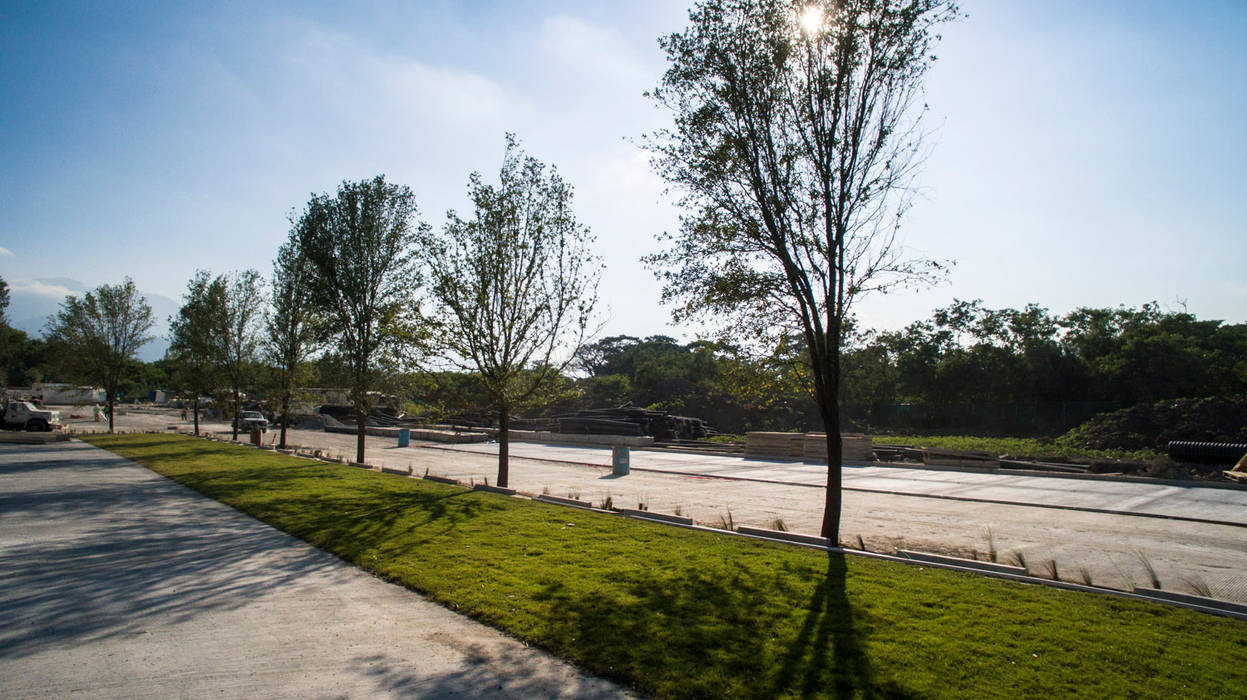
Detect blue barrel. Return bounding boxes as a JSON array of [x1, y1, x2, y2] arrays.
[[612, 445, 630, 475], [397, 428, 410, 448]]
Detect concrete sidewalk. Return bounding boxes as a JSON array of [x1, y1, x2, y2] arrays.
[[0, 441, 628, 699]]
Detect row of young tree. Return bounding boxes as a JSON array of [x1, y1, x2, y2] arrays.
[[162, 135, 598, 488]]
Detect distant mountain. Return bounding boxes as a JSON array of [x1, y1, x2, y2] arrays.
[[7, 277, 177, 362]]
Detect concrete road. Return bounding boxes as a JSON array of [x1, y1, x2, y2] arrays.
[[440, 441, 1247, 527], [0, 441, 628, 699]]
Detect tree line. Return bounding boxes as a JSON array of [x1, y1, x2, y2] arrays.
[[527, 300, 1246, 438]]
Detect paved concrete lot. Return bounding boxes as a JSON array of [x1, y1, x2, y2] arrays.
[[0, 441, 627, 699], [442, 441, 1247, 526]]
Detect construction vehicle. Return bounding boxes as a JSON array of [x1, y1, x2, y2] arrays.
[[1, 400, 62, 432]]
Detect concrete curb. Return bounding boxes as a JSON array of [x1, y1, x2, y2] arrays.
[[422, 475, 459, 485], [0, 432, 71, 444], [618, 508, 693, 526], [1133, 587, 1247, 616], [472, 483, 517, 496], [898, 549, 1028, 576], [737, 525, 829, 548], [536, 494, 593, 509]]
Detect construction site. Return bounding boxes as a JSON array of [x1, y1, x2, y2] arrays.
[[42, 402, 1247, 608]]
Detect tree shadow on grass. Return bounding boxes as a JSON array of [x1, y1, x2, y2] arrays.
[[532, 549, 913, 698], [770, 552, 909, 698]]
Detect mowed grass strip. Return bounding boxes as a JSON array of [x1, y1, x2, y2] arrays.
[[87, 434, 1244, 698], [877, 434, 1157, 463]]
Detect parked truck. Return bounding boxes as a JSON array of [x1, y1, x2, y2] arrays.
[[1, 400, 62, 432]]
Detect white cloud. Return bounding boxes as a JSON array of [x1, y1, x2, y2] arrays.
[[10, 279, 76, 299], [0, 246, 12, 256], [278, 22, 512, 131], [539, 16, 651, 88]]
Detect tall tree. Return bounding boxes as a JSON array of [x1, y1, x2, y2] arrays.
[[645, 0, 957, 542], [168, 271, 227, 435], [45, 278, 154, 432], [423, 135, 600, 488], [266, 226, 320, 449], [298, 175, 425, 464], [216, 269, 265, 439]]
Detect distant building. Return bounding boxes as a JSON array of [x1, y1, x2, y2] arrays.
[[34, 383, 106, 405]]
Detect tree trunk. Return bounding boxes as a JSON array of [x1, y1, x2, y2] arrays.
[[820, 401, 843, 545], [497, 403, 510, 488], [815, 312, 844, 545], [231, 388, 240, 440], [106, 391, 115, 434], [279, 393, 289, 450], [355, 399, 367, 464], [193, 398, 200, 436]]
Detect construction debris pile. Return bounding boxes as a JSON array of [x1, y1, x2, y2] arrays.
[[543, 406, 715, 442], [321, 403, 715, 442]]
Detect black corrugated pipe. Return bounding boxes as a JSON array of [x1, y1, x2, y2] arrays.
[[1167, 441, 1247, 465]]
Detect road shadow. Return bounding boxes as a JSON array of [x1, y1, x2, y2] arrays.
[[351, 645, 627, 699], [0, 447, 344, 660]]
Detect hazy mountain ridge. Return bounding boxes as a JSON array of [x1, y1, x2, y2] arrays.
[[6, 278, 177, 362]]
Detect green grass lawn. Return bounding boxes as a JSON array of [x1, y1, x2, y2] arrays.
[[874, 435, 1157, 463], [707, 433, 1156, 462], [87, 433, 1243, 698]]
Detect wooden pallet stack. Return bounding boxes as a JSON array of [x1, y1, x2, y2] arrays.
[[745, 431, 873, 462], [803, 433, 873, 462], [744, 432, 806, 459]]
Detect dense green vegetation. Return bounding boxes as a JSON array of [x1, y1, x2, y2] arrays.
[[538, 301, 1247, 440], [86, 433, 1247, 699], [877, 435, 1157, 463]]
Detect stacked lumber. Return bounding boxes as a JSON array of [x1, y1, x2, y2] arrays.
[[803, 433, 873, 462], [922, 448, 1000, 469], [745, 432, 806, 459]]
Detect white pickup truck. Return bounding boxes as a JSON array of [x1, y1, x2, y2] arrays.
[[1, 401, 62, 431]]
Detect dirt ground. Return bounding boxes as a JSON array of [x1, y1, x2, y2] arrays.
[[67, 406, 1247, 603]]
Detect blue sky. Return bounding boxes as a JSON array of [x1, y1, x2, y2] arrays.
[[2, 0, 1245, 357]]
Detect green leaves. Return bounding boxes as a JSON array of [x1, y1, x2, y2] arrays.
[[45, 277, 154, 429], [423, 135, 601, 413]]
